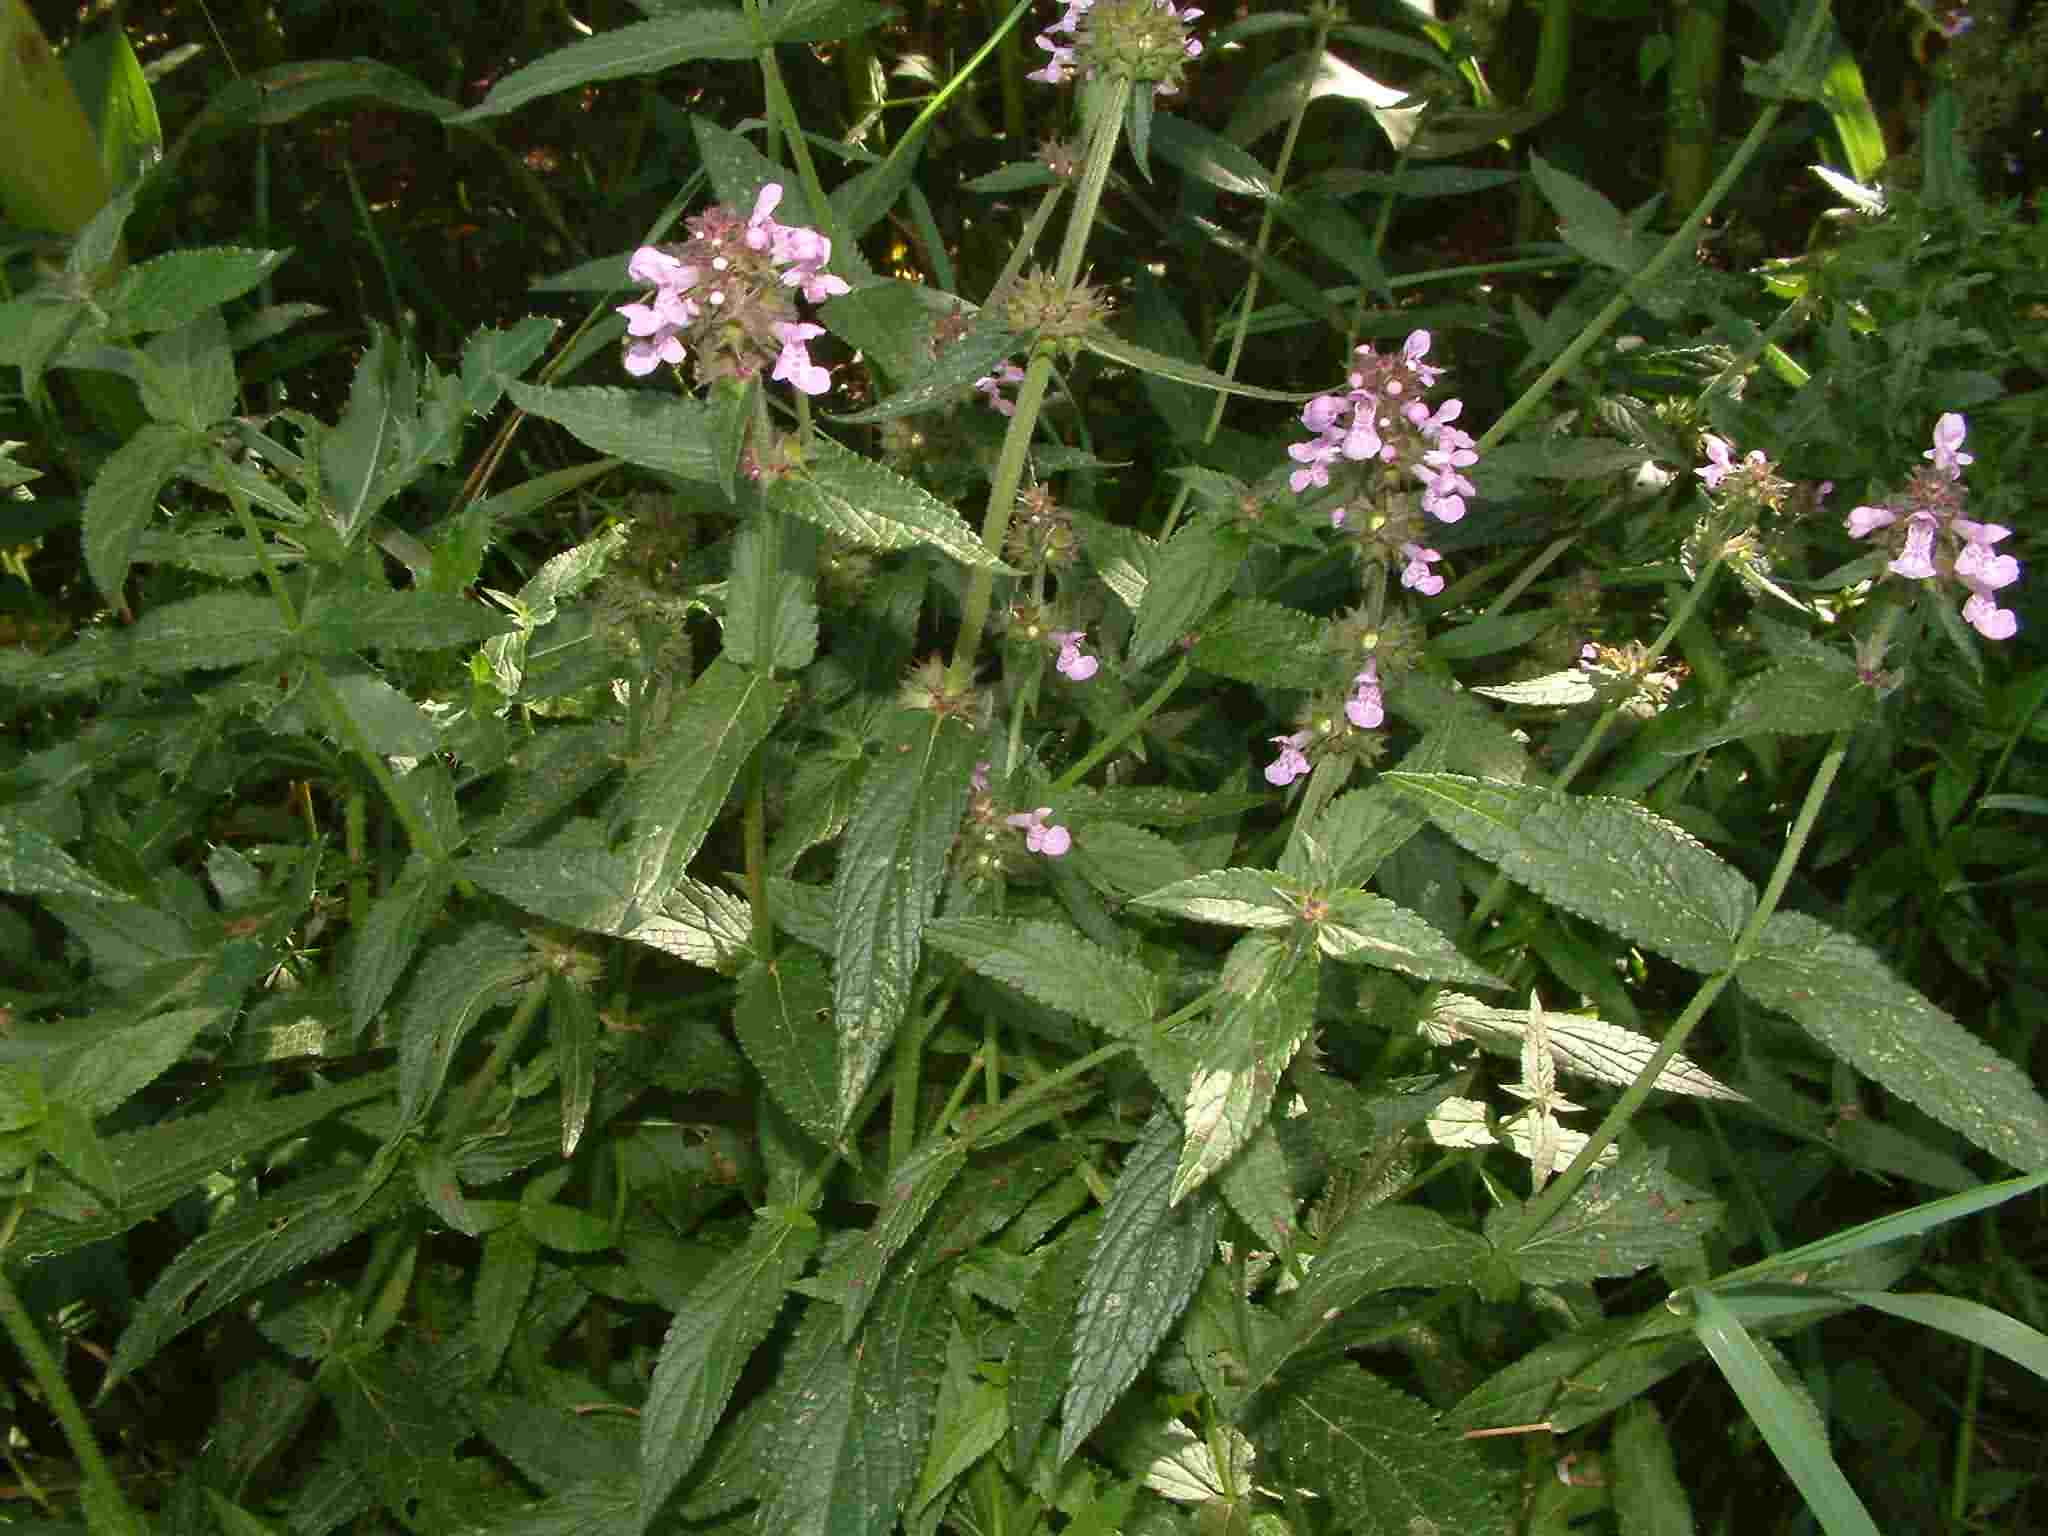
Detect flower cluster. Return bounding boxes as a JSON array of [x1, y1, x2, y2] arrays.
[[1845, 413, 2019, 640], [1289, 331, 1480, 526], [1693, 433, 1791, 511], [1028, 0, 1203, 94], [1263, 659, 1388, 786], [1006, 806, 1073, 857], [617, 184, 848, 391]]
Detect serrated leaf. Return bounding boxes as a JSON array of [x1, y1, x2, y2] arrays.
[[1132, 867, 1303, 928], [1269, 1364, 1510, 1536], [1612, 1401, 1696, 1536], [832, 710, 979, 1130], [316, 669, 440, 756], [453, 12, 755, 122], [1174, 933, 1316, 1204], [735, 950, 838, 1144], [1066, 821, 1201, 905], [1286, 778, 1429, 890], [508, 381, 723, 482], [1059, 1111, 1220, 1463], [725, 516, 818, 670], [109, 1166, 406, 1384], [911, 1336, 1006, 1516], [765, 0, 890, 43], [44, 1007, 221, 1120], [129, 592, 294, 675], [1671, 660, 1874, 751], [1487, 1150, 1724, 1285], [137, 308, 238, 429], [1129, 520, 1248, 669], [39, 1102, 120, 1199], [615, 658, 791, 906], [1314, 890, 1502, 985], [321, 328, 403, 541], [347, 857, 453, 1033], [1244, 1206, 1490, 1400], [1188, 599, 1326, 686], [925, 918, 1157, 1037], [104, 247, 290, 336], [1737, 911, 2048, 1173], [460, 316, 560, 414], [395, 924, 532, 1132], [0, 816, 133, 903], [1424, 993, 1744, 1100], [1082, 331, 1312, 402], [843, 1137, 967, 1339], [462, 846, 641, 933], [826, 313, 1020, 425], [1529, 151, 1653, 272], [768, 439, 1003, 569], [624, 878, 753, 972], [296, 587, 514, 654], [1008, 1215, 1100, 1466], [546, 973, 597, 1157], [639, 1206, 817, 1529], [1440, 1311, 1696, 1434], [1387, 774, 1756, 975]]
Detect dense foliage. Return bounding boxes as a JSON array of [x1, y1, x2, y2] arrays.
[[2, 0, 2046, 1533]]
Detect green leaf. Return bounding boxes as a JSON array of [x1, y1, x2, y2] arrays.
[[1737, 912, 2048, 1173], [136, 309, 237, 429], [461, 846, 642, 934], [103, 247, 289, 336], [109, 1166, 406, 1384], [1819, 48, 1886, 183], [395, 924, 532, 1133], [464, 1225, 538, 1388], [765, 0, 891, 43], [925, 917, 1158, 1038], [546, 974, 598, 1158], [39, 1102, 120, 1199], [347, 857, 454, 1033], [0, 816, 133, 903], [768, 439, 1004, 569], [831, 710, 979, 1131], [507, 381, 723, 483], [321, 327, 404, 542], [1243, 1206, 1490, 1401], [725, 516, 818, 670], [1129, 520, 1248, 669], [1150, 111, 1277, 200], [1666, 660, 1873, 751], [1008, 1215, 1100, 1466], [452, 12, 755, 122], [1132, 867, 1303, 929], [825, 310, 1020, 425], [1610, 1401, 1695, 1536], [44, 1007, 222, 1120], [1837, 1291, 2048, 1386], [1439, 1310, 1699, 1435], [296, 587, 514, 655], [1690, 1290, 1881, 1536], [1082, 331, 1313, 403], [911, 1332, 1007, 1516], [66, 20, 162, 192], [1174, 933, 1317, 1204], [1065, 822, 1201, 906], [735, 950, 838, 1143], [614, 657, 790, 904], [460, 316, 560, 415], [1059, 1111, 1220, 1463], [639, 1206, 818, 1528], [843, 1136, 967, 1339], [1268, 1364, 1510, 1536], [317, 670, 440, 756], [1387, 774, 1757, 975], [1487, 1150, 1724, 1285], [1287, 779, 1429, 890], [1528, 151, 1654, 272], [132, 592, 293, 676], [1187, 599, 1326, 687], [1314, 890, 1502, 985]]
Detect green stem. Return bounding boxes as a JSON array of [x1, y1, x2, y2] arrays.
[[445, 975, 550, 1138], [948, 79, 1130, 690], [1495, 726, 1852, 1250], [964, 1040, 1131, 1148], [1477, 0, 1833, 455], [0, 1267, 143, 1535], [1051, 655, 1189, 790]]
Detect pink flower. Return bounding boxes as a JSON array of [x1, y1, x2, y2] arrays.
[[1399, 542, 1444, 596], [1346, 660, 1384, 730], [1845, 503, 1896, 538], [1888, 510, 1940, 581], [1695, 435, 1738, 489], [745, 184, 784, 251], [975, 362, 1027, 415], [1264, 731, 1312, 787], [1962, 593, 2017, 639], [1287, 436, 1339, 493], [1402, 329, 1444, 387], [771, 321, 832, 396], [1052, 629, 1099, 681], [1005, 807, 1072, 856], [1924, 412, 1974, 479]]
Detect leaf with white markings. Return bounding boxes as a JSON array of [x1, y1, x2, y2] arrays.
[[1131, 867, 1303, 929], [1486, 1149, 1724, 1284], [0, 817, 133, 903], [1424, 992, 1744, 1100], [639, 1205, 817, 1530], [1313, 890, 1502, 985], [1059, 1111, 1220, 1463], [1388, 774, 1757, 975]]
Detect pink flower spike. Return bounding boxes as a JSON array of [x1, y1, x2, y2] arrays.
[[1265, 731, 1312, 787], [1925, 412, 1974, 479], [1399, 542, 1444, 596], [1845, 504, 1896, 538], [1053, 630, 1099, 681], [1346, 660, 1384, 730], [1963, 593, 2017, 640]]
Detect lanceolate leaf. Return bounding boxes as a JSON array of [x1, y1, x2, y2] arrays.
[[1269, 1364, 1511, 1536], [842, 1135, 967, 1339], [1131, 867, 1304, 929], [1315, 890, 1502, 985], [1128, 519, 1249, 669], [1486, 1150, 1724, 1285], [1060, 1111, 1221, 1463], [1082, 331, 1314, 402], [347, 856, 454, 1033], [1244, 1206, 1490, 1400], [507, 381, 723, 483], [0, 816, 133, 904], [1174, 933, 1317, 1205], [639, 1206, 818, 1530], [615, 658, 792, 907], [831, 710, 979, 1131], [83, 420, 199, 603], [1008, 1216, 1101, 1467], [295, 588, 514, 654], [453, 11, 756, 123], [767, 439, 1004, 569], [395, 924, 533, 1132], [1611, 1401, 1697, 1536], [925, 917, 1158, 1037], [1387, 774, 1757, 975], [547, 974, 598, 1157], [734, 950, 839, 1143], [1737, 911, 2048, 1173]]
